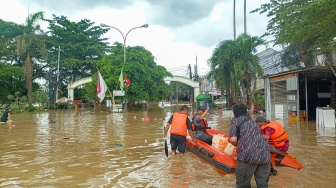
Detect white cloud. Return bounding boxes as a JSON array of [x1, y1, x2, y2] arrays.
[[0, 0, 271, 76]]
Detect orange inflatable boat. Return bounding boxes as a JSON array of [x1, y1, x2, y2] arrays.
[[186, 128, 304, 174]]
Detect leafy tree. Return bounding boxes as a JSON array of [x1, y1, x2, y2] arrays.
[[45, 15, 109, 99], [0, 19, 26, 103], [252, 0, 336, 62], [85, 42, 171, 108], [0, 19, 23, 61], [0, 63, 25, 103], [281, 42, 317, 69]]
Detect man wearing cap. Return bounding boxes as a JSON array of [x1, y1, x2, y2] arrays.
[[191, 105, 213, 144], [255, 116, 289, 154]]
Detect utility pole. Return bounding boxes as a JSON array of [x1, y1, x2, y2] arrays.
[[194, 56, 199, 81], [244, 0, 247, 34], [233, 0, 236, 39], [188, 64, 192, 79]]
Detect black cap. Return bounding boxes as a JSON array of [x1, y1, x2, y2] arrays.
[[197, 106, 206, 112], [255, 116, 270, 123]]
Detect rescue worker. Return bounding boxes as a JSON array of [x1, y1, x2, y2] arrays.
[[164, 105, 196, 155], [255, 116, 289, 154], [191, 105, 213, 144]]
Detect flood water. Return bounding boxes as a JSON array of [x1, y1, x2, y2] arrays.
[[1, 104, 335, 187]]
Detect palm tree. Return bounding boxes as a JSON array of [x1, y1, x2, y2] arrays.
[[208, 39, 238, 106], [234, 34, 264, 105], [208, 34, 264, 106], [16, 11, 47, 106]]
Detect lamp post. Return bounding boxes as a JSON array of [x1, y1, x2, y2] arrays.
[[100, 23, 149, 112]]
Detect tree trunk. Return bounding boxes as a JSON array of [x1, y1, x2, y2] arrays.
[[251, 75, 257, 104], [233, 0, 236, 39], [24, 53, 33, 106], [244, 0, 247, 34]]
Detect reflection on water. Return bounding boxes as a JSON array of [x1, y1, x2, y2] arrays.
[[0, 104, 335, 187]]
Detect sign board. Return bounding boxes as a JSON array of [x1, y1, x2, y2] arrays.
[[209, 91, 217, 95], [113, 90, 125, 97], [124, 78, 131, 87], [106, 100, 112, 107], [269, 73, 297, 82], [209, 90, 222, 96]]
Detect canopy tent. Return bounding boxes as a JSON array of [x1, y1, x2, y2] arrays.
[[196, 93, 211, 101], [55, 97, 69, 104], [195, 93, 213, 110]]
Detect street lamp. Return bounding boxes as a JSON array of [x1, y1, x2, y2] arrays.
[[100, 23, 149, 112]]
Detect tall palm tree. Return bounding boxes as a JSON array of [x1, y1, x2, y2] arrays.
[[208, 34, 264, 106], [244, 0, 247, 34], [233, 0, 236, 39], [16, 11, 47, 105], [208, 39, 238, 106], [234, 34, 264, 105]]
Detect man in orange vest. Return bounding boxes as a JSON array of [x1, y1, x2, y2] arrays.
[[164, 105, 196, 155], [255, 116, 289, 154]]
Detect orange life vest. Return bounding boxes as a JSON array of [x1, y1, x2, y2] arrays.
[[191, 114, 209, 131], [170, 112, 188, 137], [260, 121, 289, 147]]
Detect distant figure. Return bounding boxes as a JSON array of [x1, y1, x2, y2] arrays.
[[1, 108, 12, 126]]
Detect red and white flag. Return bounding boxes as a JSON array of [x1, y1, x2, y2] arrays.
[[97, 71, 108, 102]]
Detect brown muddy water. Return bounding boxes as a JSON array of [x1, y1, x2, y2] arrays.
[[0, 104, 335, 187]]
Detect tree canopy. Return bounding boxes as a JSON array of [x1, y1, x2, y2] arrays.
[[252, 0, 336, 53], [85, 42, 172, 106], [0, 13, 173, 108], [208, 34, 264, 106]]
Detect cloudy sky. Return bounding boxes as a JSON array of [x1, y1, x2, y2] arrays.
[[0, 0, 271, 76]]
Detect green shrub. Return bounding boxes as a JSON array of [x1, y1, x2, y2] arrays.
[[27, 105, 35, 112], [11, 105, 21, 114]]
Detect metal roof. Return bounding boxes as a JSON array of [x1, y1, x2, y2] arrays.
[[257, 48, 287, 76], [265, 65, 336, 80], [257, 48, 336, 80]]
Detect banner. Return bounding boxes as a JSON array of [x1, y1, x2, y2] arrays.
[[119, 69, 124, 91]]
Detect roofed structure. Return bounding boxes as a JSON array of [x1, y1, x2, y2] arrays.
[[257, 48, 287, 76]]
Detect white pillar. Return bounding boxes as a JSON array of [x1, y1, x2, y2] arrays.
[[68, 88, 74, 101], [194, 87, 200, 103], [265, 78, 271, 120]]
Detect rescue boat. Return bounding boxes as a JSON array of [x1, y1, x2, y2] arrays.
[[186, 128, 304, 174]]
